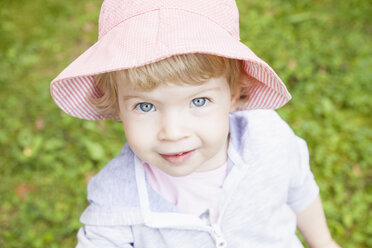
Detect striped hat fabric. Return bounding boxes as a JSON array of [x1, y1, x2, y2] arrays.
[[50, 0, 291, 120]]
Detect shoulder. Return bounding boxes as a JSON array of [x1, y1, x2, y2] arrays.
[[80, 143, 142, 225], [81, 143, 143, 225], [86, 143, 139, 207]]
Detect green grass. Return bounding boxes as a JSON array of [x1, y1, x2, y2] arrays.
[[1, 0, 371, 247]]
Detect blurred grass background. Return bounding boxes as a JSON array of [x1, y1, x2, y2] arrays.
[[0, 0, 371, 247]]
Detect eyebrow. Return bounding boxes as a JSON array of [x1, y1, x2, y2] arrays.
[[193, 86, 221, 94], [121, 95, 144, 101], [186, 86, 223, 99], [121, 86, 222, 102]]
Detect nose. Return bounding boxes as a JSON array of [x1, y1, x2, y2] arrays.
[[158, 111, 189, 141]]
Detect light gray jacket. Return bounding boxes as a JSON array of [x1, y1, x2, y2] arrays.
[[77, 110, 319, 248]]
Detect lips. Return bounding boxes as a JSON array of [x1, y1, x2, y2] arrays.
[[160, 150, 195, 164]]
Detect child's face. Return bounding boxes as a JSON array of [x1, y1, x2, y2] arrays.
[[118, 77, 232, 177]]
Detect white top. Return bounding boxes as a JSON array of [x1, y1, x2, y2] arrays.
[[143, 160, 228, 223]]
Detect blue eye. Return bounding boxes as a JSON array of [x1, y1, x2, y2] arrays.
[[136, 102, 155, 112], [191, 97, 209, 107]]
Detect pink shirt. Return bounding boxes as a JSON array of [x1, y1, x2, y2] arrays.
[[142, 161, 228, 223]]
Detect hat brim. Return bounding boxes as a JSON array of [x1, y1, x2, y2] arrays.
[[51, 8, 291, 120]]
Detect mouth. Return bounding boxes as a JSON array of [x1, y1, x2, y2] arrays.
[[159, 150, 195, 164]]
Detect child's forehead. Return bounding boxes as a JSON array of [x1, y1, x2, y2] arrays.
[[118, 76, 229, 95], [118, 73, 214, 92]]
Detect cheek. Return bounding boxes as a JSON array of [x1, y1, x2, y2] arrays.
[[198, 110, 230, 144], [122, 117, 153, 152]]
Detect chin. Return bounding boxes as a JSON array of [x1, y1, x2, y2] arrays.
[[164, 168, 194, 177]]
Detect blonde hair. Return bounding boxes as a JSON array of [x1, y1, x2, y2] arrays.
[[89, 53, 250, 117]]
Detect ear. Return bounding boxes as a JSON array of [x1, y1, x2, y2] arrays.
[[229, 91, 240, 112]]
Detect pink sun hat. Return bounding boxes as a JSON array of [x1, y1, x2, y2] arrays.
[[50, 0, 291, 120]]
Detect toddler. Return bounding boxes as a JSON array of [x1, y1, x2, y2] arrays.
[[50, 0, 341, 247]]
